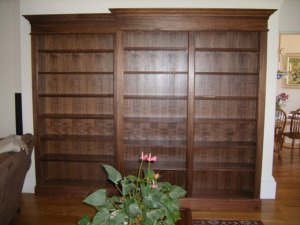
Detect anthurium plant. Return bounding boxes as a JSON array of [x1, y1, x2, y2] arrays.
[[78, 152, 187, 225]]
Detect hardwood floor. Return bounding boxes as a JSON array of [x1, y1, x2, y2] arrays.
[[11, 147, 300, 225]]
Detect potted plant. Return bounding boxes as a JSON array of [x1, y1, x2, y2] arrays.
[[276, 92, 289, 109], [78, 152, 187, 225]]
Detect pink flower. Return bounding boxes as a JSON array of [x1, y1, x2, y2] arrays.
[[140, 152, 148, 161], [146, 153, 157, 162], [154, 173, 160, 180]]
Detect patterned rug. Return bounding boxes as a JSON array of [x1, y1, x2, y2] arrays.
[[193, 220, 264, 225]]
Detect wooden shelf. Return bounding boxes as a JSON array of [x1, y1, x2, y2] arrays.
[[38, 72, 114, 75], [124, 95, 187, 100], [191, 189, 254, 199], [42, 179, 111, 187], [40, 135, 114, 142], [193, 141, 256, 149], [38, 93, 113, 98], [124, 71, 188, 75], [193, 162, 254, 172], [124, 139, 186, 148], [38, 49, 114, 53], [194, 72, 258, 76], [124, 47, 187, 51], [194, 118, 256, 124], [39, 113, 114, 119], [125, 160, 186, 171], [194, 96, 257, 100], [195, 48, 259, 52], [124, 117, 186, 123], [41, 153, 114, 163]]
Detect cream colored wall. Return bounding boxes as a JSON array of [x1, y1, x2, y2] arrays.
[[19, 0, 284, 198], [0, 0, 21, 137], [277, 34, 300, 114], [279, 0, 300, 33]]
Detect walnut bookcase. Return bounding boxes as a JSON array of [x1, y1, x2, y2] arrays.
[[25, 8, 274, 198]]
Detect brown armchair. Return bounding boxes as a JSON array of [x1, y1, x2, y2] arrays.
[[0, 133, 34, 225]]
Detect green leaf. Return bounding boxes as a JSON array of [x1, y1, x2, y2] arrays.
[[124, 198, 140, 219], [168, 186, 187, 199], [109, 209, 128, 224], [121, 179, 135, 196], [158, 182, 172, 192], [83, 189, 107, 207], [126, 175, 137, 182], [141, 183, 151, 197], [165, 218, 176, 225], [103, 164, 122, 185], [146, 209, 164, 221], [78, 214, 91, 225], [92, 208, 110, 225], [143, 193, 161, 209]]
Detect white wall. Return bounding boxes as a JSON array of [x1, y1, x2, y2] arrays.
[[19, 0, 283, 198], [277, 34, 300, 114], [279, 0, 300, 34], [0, 0, 21, 137]]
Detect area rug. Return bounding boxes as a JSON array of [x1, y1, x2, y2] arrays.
[[193, 220, 264, 225]]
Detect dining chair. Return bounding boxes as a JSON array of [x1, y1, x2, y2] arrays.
[[282, 108, 300, 162], [274, 108, 287, 163]]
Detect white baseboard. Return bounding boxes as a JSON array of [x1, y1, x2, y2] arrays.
[[260, 175, 277, 199]]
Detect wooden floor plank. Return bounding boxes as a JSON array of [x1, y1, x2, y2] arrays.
[[10, 149, 300, 225]]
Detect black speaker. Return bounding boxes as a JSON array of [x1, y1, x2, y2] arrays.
[[15, 93, 23, 135]]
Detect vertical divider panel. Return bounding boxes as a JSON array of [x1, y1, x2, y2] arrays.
[[187, 31, 195, 196], [32, 35, 43, 185], [255, 31, 267, 198], [114, 31, 124, 174]]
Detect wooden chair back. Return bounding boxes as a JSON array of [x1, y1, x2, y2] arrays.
[[275, 108, 287, 141], [290, 108, 300, 137]]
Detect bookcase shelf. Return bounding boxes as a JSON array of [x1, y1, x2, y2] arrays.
[[39, 113, 114, 119], [39, 93, 113, 98], [124, 117, 186, 123], [40, 134, 114, 142], [41, 153, 114, 163]]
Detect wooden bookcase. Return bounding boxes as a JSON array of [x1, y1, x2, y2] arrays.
[[25, 8, 274, 198]]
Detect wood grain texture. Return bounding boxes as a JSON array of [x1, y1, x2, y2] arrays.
[[25, 9, 273, 198]]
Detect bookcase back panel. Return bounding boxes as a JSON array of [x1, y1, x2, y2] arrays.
[[194, 123, 256, 142], [38, 34, 114, 50], [124, 74, 187, 96], [195, 52, 258, 73], [39, 53, 113, 72], [124, 146, 186, 162], [195, 75, 258, 97], [39, 74, 113, 95], [124, 51, 188, 72], [123, 31, 188, 48], [124, 99, 187, 118], [192, 171, 254, 193], [42, 140, 114, 155], [193, 148, 255, 163], [41, 119, 113, 136], [194, 100, 257, 119], [45, 162, 107, 181], [124, 123, 186, 141], [39, 97, 113, 115], [195, 31, 259, 49]]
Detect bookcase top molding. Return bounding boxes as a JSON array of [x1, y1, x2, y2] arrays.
[[24, 8, 275, 33]]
